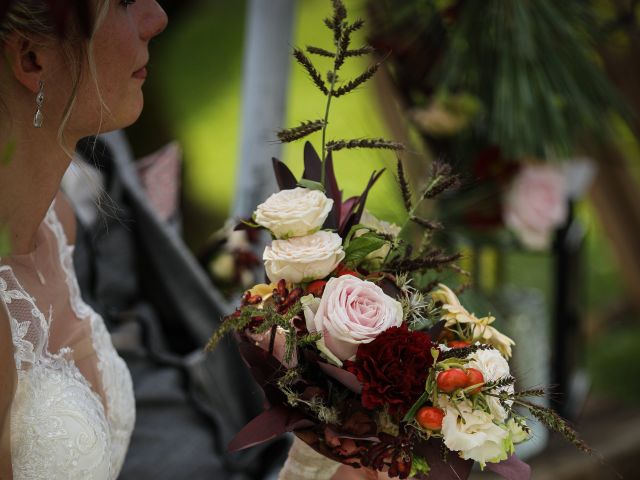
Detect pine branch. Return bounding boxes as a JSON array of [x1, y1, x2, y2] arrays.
[[422, 161, 461, 199], [397, 158, 413, 212], [483, 376, 516, 391], [293, 48, 329, 95], [307, 46, 335, 58], [384, 250, 462, 274], [206, 309, 255, 352], [410, 216, 443, 231], [331, 0, 348, 44], [277, 120, 325, 143], [326, 138, 404, 152], [333, 62, 381, 97], [518, 400, 593, 455], [437, 343, 494, 361]]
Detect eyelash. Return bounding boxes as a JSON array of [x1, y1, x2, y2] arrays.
[[120, 0, 136, 7]]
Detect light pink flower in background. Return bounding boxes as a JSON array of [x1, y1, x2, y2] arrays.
[[503, 164, 568, 250], [306, 275, 403, 361]]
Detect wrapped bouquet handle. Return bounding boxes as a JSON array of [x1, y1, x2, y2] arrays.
[[279, 437, 341, 480]]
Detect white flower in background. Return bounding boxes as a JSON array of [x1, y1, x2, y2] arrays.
[[254, 187, 333, 239], [432, 284, 515, 358], [440, 397, 510, 466], [307, 275, 403, 361], [263, 231, 345, 284], [358, 210, 401, 263], [503, 164, 568, 250], [467, 347, 514, 421]]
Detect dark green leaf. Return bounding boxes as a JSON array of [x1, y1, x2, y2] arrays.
[[344, 232, 388, 265]]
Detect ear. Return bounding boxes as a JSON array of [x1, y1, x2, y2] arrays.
[[3, 32, 44, 93]]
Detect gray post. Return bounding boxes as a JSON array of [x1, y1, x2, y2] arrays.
[[232, 0, 297, 220]]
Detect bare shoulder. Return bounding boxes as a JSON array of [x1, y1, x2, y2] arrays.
[[53, 190, 77, 246]]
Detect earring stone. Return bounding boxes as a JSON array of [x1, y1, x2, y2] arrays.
[[33, 80, 44, 128]]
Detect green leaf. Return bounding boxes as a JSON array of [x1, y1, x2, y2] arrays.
[[409, 456, 430, 477], [402, 390, 431, 423], [343, 232, 388, 265], [297, 179, 326, 192], [1, 140, 16, 166]]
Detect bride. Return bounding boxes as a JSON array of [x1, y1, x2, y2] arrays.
[[0, 1, 387, 478], [0, 1, 166, 478]]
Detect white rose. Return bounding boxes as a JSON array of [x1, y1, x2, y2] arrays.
[[504, 164, 568, 250], [254, 187, 333, 239], [308, 275, 403, 361], [301, 294, 343, 367], [467, 347, 514, 421], [440, 398, 509, 467], [263, 231, 345, 284]]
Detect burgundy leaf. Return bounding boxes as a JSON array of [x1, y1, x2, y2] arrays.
[[414, 438, 473, 480], [428, 320, 446, 339], [272, 157, 297, 190], [341, 170, 385, 236], [339, 196, 359, 230], [228, 405, 314, 452], [237, 341, 287, 406], [303, 141, 322, 182], [318, 361, 363, 394], [322, 151, 341, 230], [486, 455, 531, 480]]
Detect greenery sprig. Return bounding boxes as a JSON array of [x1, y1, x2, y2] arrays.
[[277, 0, 404, 184]]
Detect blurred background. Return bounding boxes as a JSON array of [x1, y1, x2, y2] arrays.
[[127, 0, 640, 478]]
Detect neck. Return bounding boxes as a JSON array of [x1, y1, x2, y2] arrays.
[[0, 122, 78, 255]]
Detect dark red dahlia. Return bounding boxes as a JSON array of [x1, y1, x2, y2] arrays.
[[345, 324, 434, 416]]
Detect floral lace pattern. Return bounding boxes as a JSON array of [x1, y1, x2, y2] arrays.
[[2, 201, 135, 479]]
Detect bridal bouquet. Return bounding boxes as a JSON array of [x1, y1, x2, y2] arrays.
[[207, 2, 590, 478]]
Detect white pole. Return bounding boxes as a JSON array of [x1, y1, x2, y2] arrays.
[[232, 0, 297, 219]]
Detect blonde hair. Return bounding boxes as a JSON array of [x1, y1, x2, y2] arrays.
[[0, 0, 111, 154]]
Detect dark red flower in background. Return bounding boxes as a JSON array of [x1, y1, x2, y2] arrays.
[[345, 324, 434, 416]]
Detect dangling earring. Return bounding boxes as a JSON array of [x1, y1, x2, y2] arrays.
[[33, 80, 44, 128]]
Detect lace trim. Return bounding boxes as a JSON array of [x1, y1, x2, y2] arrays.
[[46, 198, 135, 478], [1, 266, 48, 370]]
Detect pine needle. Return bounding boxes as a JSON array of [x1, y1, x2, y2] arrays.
[[277, 120, 326, 143], [327, 138, 404, 152], [293, 48, 329, 95]]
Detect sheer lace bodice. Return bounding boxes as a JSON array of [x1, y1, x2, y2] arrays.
[[0, 198, 135, 479]]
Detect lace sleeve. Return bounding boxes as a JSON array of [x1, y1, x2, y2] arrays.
[[0, 300, 16, 478]]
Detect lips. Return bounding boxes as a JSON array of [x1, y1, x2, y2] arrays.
[[132, 66, 147, 79]]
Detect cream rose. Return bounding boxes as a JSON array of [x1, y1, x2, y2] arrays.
[[263, 231, 345, 284], [467, 347, 514, 421], [307, 275, 403, 361], [440, 398, 510, 466], [504, 164, 568, 250], [254, 187, 333, 239], [432, 284, 515, 358]]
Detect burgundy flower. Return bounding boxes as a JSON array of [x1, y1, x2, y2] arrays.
[[345, 324, 434, 416]]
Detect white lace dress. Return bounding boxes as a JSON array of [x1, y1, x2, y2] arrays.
[[0, 199, 135, 479]]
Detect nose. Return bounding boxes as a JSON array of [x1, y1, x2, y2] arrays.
[[138, 0, 168, 41]]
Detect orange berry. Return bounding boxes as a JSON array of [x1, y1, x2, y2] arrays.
[[448, 340, 471, 349], [465, 368, 484, 394], [416, 406, 445, 430], [436, 368, 468, 393]]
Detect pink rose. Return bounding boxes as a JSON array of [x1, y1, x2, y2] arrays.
[[503, 164, 568, 250], [306, 275, 403, 361]]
